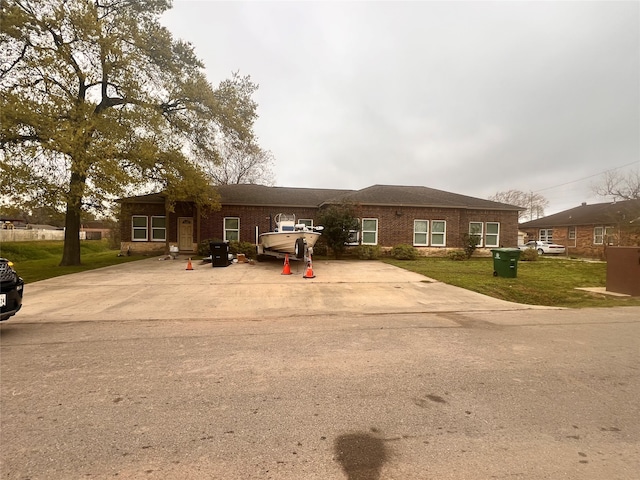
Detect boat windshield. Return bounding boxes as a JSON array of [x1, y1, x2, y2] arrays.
[[276, 213, 295, 223]]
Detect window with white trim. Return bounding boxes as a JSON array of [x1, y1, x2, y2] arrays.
[[595, 226, 616, 245], [298, 219, 313, 227], [605, 226, 616, 245], [346, 229, 360, 246], [594, 227, 603, 244], [224, 217, 240, 242], [469, 222, 483, 247], [568, 226, 576, 247], [132, 216, 148, 241], [485, 222, 500, 247], [539, 229, 553, 242], [151, 216, 166, 241], [361, 218, 378, 245], [431, 220, 446, 246], [413, 220, 429, 246]]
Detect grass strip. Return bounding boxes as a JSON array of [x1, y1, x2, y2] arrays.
[[0, 240, 145, 283]]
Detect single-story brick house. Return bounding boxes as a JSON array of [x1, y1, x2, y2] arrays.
[[118, 184, 521, 256], [519, 199, 640, 258], [81, 220, 112, 240]]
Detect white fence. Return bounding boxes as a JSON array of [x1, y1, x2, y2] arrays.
[[0, 229, 86, 242]]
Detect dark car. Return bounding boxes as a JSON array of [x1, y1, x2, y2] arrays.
[[1, 258, 24, 321]]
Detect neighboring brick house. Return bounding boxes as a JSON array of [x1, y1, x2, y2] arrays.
[[118, 184, 521, 256], [519, 199, 640, 259], [81, 221, 111, 240]]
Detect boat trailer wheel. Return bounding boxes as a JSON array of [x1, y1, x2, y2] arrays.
[[294, 238, 305, 259]]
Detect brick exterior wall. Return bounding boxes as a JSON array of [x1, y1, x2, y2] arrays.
[[460, 209, 520, 249], [200, 206, 321, 244], [121, 200, 520, 256], [120, 201, 198, 255], [521, 224, 640, 259], [348, 205, 519, 250]]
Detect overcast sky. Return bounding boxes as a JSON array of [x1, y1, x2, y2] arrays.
[[162, 1, 639, 215]]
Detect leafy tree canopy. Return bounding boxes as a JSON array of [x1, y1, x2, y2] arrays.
[[0, 0, 259, 265], [318, 203, 360, 259]]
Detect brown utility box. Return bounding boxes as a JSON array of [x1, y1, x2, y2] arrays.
[[606, 247, 640, 296]]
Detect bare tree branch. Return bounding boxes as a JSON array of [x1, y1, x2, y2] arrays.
[[488, 189, 549, 222], [591, 168, 640, 201]]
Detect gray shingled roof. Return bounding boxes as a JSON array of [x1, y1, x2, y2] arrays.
[[519, 199, 640, 227], [214, 184, 353, 207], [324, 184, 521, 210], [119, 184, 522, 211]]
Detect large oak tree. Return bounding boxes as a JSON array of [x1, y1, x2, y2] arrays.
[[0, 0, 258, 265]]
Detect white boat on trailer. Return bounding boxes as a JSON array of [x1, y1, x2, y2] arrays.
[[257, 213, 323, 259]]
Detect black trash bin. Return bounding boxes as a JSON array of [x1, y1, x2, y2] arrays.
[[491, 248, 522, 278], [210, 241, 230, 267]]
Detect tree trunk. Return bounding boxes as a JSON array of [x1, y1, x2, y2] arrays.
[[60, 203, 81, 266], [60, 173, 85, 266]]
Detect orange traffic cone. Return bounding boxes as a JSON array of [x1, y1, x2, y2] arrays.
[[303, 254, 315, 279], [281, 254, 292, 275], [186, 258, 194, 270]]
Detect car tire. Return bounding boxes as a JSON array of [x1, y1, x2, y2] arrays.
[[537, 248, 544, 255]]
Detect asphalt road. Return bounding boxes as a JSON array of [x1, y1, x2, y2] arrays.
[[1, 259, 638, 479]]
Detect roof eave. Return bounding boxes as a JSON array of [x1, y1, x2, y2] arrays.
[[321, 200, 520, 210]]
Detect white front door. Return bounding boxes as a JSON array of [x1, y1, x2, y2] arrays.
[[178, 217, 193, 251]]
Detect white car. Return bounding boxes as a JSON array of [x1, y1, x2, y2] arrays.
[[518, 241, 566, 255]]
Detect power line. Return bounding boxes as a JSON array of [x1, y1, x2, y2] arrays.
[[533, 160, 639, 193]]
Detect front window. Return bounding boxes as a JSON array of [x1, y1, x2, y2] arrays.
[[568, 226, 576, 247], [414, 220, 429, 246], [431, 220, 446, 246], [132, 216, 148, 241], [361, 218, 378, 245], [224, 217, 240, 242], [485, 222, 500, 247], [594, 226, 615, 245], [151, 216, 166, 241], [346, 229, 360, 246], [539, 229, 553, 242], [298, 219, 313, 228], [604, 226, 616, 245], [469, 222, 483, 247], [594, 227, 603, 245]]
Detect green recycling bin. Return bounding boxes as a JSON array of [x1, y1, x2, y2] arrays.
[[491, 248, 522, 278]]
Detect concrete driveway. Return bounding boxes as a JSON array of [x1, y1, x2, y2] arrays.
[[18, 257, 551, 323]]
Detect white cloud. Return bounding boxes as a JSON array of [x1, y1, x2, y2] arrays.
[[163, 0, 639, 213]]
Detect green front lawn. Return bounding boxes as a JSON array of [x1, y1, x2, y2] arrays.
[[383, 256, 640, 308], [0, 240, 144, 283]]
